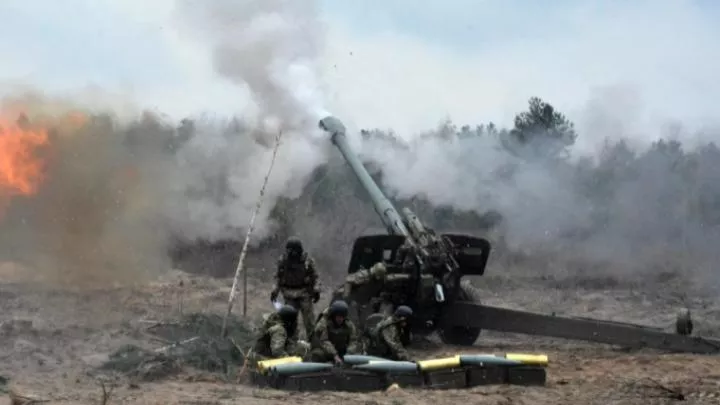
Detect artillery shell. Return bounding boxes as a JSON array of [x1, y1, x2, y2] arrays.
[[256, 356, 303, 373], [269, 362, 334, 376], [354, 361, 419, 373], [504, 353, 549, 366], [417, 355, 461, 371], [343, 354, 389, 365], [459, 354, 522, 367]]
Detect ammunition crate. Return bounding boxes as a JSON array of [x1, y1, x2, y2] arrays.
[[249, 371, 273, 389], [466, 366, 508, 386], [385, 371, 425, 388], [334, 370, 386, 392], [423, 367, 469, 390], [277, 371, 336, 392], [507, 366, 546, 386], [249, 364, 547, 391]]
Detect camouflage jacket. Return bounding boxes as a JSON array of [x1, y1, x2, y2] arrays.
[[394, 241, 415, 269], [344, 270, 411, 304], [274, 252, 318, 299], [343, 268, 379, 299], [369, 315, 411, 361], [255, 312, 300, 358], [311, 308, 360, 357]]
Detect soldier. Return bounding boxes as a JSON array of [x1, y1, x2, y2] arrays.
[[251, 305, 310, 362], [344, 261, 388, 314], [344, 262, 411, 317], [394, 239, 416, 270], [270, 237, 320, 339], [366, 305, 414, 361], [344, 262, 387, 297], [309, 300, 361, 364]]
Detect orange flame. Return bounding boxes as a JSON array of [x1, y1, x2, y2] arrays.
[[0, 116, 49, 216]]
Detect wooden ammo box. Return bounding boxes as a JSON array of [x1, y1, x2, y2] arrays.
[[334, 369, 386, 392], [423, 367, 469, 389], [277, 371, 336, 392], [507, 366, 546, 386], [249, 371, 281, 389], [466, 366, 508, 386], [384, 371, 425, 388]]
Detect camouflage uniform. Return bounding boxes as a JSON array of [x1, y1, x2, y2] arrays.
[[394, 239, 416, 270], [344, 262, 388, 314], [271, 237, 320, 340], [309, 301, 362, 363], [344, 262, 411, 316], [365, 306, 413, 361], [251, 306, 310, 364]]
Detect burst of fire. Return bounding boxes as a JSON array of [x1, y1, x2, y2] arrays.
[[0, 115, 50, 217]]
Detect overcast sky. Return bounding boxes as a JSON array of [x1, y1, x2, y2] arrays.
[[0, 0, 718, 150]]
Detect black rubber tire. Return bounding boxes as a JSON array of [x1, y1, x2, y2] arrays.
[[438, 280, 483, 346]]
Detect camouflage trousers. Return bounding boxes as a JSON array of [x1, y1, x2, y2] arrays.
[[284, 296, 316, 340]]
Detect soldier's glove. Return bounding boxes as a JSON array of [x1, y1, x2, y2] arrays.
[[270, 289, 279, 302], [333, 355, 343, 366], [312, 291, 320, 303]]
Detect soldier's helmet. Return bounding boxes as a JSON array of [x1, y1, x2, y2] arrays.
[[278, 304, 298, 323], [328, 300, 349, 318], [394, 305, 413, 319], [285, 237, 303, 255], [370, 262, 387, 279]]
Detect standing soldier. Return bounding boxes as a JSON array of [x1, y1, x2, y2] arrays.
[[270, 237, 320, 339], [366, 305, 414, 361], [309, 300, 362, 364], [250, 305, 310, 363]]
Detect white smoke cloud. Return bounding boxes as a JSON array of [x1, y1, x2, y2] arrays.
[[167, 0, 333, 241], [1, 0, 719, 276]]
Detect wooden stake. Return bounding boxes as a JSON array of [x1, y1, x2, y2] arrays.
[[221, 130, 284, 337]]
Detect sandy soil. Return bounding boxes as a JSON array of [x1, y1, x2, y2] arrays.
[[1, 262, 720, 405]]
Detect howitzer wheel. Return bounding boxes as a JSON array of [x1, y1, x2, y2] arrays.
[[438, 279, 482, 346]]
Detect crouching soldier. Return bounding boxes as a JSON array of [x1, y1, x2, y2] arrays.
[[250, 305, 310, 364], [309, 300, 361, 365], [344, 262, 387, 298], [344, 262, 409, 317], [366, 305, 413, 361]]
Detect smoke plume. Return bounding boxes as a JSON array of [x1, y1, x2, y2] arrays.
[[168, 0, 331, 242], [0, 92, 176, 285], [355, 110, 720, 286], [0, 0, 335, 285], [2, 0, 719, 290]]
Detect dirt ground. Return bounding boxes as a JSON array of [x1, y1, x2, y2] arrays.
[[1, 261, 720, 405]]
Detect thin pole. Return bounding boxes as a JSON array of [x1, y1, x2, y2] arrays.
[[221, 130, 284, 337]]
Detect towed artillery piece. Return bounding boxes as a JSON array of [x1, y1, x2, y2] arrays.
[[318, 115, 720, 354]]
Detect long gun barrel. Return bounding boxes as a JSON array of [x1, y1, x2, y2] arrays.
[[319, 115, 452, 304], [317, 116, 720, 354], [318, 116, 411, 237]]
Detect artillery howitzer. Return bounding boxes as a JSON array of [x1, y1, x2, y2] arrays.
[[318, 115, 720, 354]]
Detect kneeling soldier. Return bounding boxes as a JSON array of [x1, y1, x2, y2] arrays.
[[251, 305, 310, 363], [366, 305, 413, 361], [310, 300, 361, 365]]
